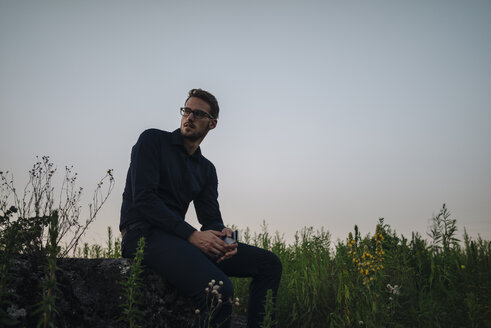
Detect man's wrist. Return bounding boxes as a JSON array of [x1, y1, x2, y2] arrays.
[[187, 230, 198, 242], [175, 221, 197, 240]]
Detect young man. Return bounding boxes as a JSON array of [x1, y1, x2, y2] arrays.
[[120, 89, 282, 328]]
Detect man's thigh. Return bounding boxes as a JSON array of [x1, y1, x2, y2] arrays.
[[123, 225, 229, 298], [217, 243, 281, 278]]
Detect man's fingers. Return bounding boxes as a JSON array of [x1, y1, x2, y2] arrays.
[[210, 230, 225, 238], [216, 246, 238, 263], [222, 227, 233, 237]]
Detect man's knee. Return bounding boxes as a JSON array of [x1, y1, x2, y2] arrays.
[[264, 250, 282, 278], [274, 253, 282, 274]]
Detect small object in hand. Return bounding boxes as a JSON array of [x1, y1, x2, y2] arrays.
[[223, 230, 239, 244]]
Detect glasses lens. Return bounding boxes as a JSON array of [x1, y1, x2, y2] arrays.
[[180, 107, 211, 119], [180, 108, 191, 116], [193, 110, 206, 119]]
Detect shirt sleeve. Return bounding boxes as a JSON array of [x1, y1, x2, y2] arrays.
[[194, 163, 226, 232], [130, 129, 197, 239]]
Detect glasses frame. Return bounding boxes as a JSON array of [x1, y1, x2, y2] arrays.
[[180, 107, 215, 120]]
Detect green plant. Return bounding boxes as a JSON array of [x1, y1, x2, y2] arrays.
[[120, 237, 146, 328], [0, 156, 114, 256], [260, 289, 275, 328], [227, 205, 491, 327], [34, 211, 60, 328], [429, 203, 459, 254], [104, 226, 122, 258], [0, 157, 114, 325]]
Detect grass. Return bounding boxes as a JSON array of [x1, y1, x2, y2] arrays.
[[228, 211, 491, 328], [80, 205, 490, 327], [2, 159, 489, 327]]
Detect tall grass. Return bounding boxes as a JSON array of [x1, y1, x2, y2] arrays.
[[229, 209, 491, 327], [14, 201, 489, 327]]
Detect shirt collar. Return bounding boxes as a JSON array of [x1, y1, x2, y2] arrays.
[[171, 128, 202, 159]]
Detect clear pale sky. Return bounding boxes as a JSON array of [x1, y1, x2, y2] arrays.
[[1, 0, 490, 245]]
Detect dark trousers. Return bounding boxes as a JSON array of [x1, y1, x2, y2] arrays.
[[121, 223, 282, 328]]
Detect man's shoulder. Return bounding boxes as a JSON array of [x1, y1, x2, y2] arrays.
[[137, 128, 172, 143], [200, 154, 216, 172], [139, 128, 171, 138]]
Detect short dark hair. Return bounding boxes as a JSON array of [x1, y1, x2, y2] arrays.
[[186, 88, 220, 119]]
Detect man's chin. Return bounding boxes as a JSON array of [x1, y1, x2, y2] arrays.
[[181, 129, 204, 141]]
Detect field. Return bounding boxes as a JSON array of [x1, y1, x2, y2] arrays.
[[79, 206, 490, 327], [2, 161, 490, 327], [229, 213, 491, 327]]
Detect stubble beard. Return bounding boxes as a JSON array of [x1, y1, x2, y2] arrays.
[[181, 124, 208, 142]]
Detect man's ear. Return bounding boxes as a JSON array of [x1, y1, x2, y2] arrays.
[[209, 119, 217, 130]]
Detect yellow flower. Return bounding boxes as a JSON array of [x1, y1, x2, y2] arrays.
[[461, 265, 465, 269]]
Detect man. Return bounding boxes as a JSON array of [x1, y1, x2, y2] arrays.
[[120, 89, 282, 328]]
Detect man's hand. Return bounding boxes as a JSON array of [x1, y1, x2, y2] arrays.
[[217, 227, 238, 263], [187, 230, 237, 261]]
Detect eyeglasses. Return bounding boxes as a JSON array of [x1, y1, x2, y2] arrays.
[[180, 107, 214, 120]]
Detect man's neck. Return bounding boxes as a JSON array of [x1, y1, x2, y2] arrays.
[[182, 138, 202, 155]]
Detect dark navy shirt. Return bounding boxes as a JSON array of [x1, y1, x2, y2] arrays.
[[120, 128, 225, 240]]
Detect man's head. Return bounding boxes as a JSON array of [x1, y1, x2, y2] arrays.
[[180, 88, 219, 142], [185, 88, 220, 119]]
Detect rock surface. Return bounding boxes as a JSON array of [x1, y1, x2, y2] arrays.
[[3, 256, 246, 327]]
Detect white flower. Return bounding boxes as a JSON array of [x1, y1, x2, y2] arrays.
[[7, 305, 26, 319], [120, 265, 130, 275]]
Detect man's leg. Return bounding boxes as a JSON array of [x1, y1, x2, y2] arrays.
[[122, 224, 234, 328], [217, 243, 282, 328]]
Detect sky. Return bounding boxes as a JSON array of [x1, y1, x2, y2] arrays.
[[1, 0, 490, 246]]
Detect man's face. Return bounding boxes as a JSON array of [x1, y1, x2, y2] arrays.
[[180, 97, 217, 141]]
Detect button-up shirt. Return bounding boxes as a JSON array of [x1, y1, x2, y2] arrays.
[[120, 128, 225, 239]]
